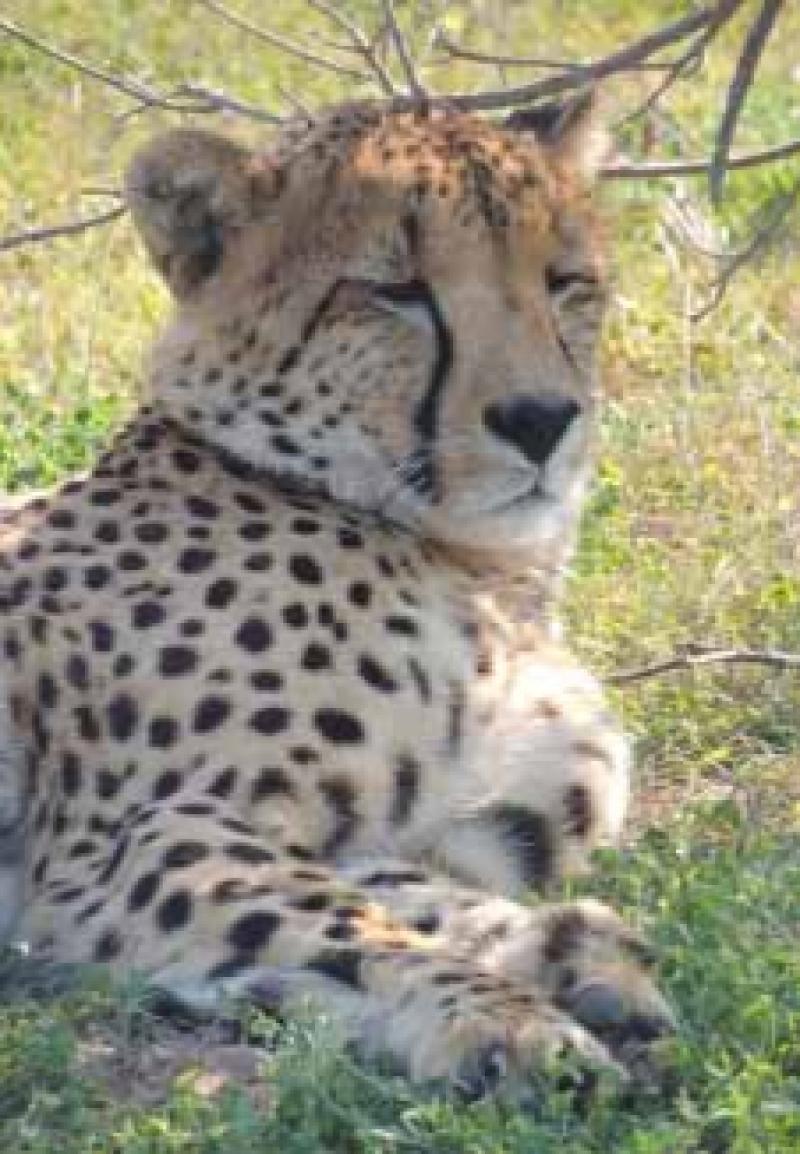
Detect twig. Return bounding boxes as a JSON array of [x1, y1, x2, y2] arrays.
[[0, 16, 209, 112], [198, 0, 370, 84], [710, 0, 785, 202], [602, 135, 800, 178], [609, 646, 800, 686], [381, 1, 427, 101], [0, 205, 126, 254], [172, 83, 282, 123], [307, 0, 396, 95], [691, 175, 800, 320], [387, 0, 745, 112], [431, 28, 585, 72]]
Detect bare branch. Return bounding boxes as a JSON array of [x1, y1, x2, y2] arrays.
[[432, 27, 662, 73], [307, 0, 396, 95], [198, 0, 370, 84], [603, 135, 800, 179], [609, 646, 800, 686], [0, 205, 126, 255], [710, 0, 785, 201], [387, 0, 745, 113], [0, 16, 209, 112], [381, 1, 427, 101], [172, 83, 282, 123], [691, 175, 800, 320]]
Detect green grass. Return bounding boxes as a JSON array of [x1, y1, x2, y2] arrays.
[[2, 1, 800, 1150]]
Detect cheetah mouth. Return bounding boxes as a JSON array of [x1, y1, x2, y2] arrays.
[[501, 479, 556, 510]]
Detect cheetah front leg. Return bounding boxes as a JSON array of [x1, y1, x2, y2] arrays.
[[24, 802, 626, 1093]]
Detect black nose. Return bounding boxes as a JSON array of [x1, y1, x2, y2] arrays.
[[483, 395, 581, 466]]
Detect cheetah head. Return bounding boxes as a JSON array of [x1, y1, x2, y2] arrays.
[[126, 97, 608, 570]]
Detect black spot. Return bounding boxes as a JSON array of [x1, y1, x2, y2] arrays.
[[107, 694, 138, 741], [208, 767, 237, 798], [163, 841, 210, 869], [227, 910, 281, 953], [179, 619, 204, 638], [172, 448, 201, 473], [282, 602, 308, 628], [271, 434, 301, 456], [250, 670, 283, 692], [97, 834, 130, 885], [37, 672, 58, 709], [156, 889, 193, 931], [249, 707, 291, 736], [447, 680, 465, 753], [291, 892, 330, 912], [153, 769, 183, 799], [358, 654, 398, 693], [158, 646, 199, 677], [301, 643, 331, 671], [93, 928, 122, 961], [289, 554, 323, 585], [149, 716, 180, 749], [251, 767, 296, 801], [239, 521, 270, 542], [564, 784, 593, 837], [74, 705, 101, 742], [88, 620, 115, 653], [235, 617, 273, 654], [407, 657, 431, 703], [186, 495, 219, 519], [314, 708, 364, 744], [544, 908, 588, 963], [389, 756, 419, 826], [488, 803, 554, 886], [385, 615, 419, 637], [68, 838, 96, 859], [224, 842, 275, 865], [178, 547, 215, 573], [135, 522, 169, 544], [307, 948, 362, 990], [319, 776, 359, 855], [117, 550, 148, 572], [234, 491, 265, 514], [291, 517, 320, 535], [128, 871, 161, 911], [347, 581, 372, 609], [337, 528, 363, 549], [244, 552, 272, 572], [413, 913, 441, 934], [90, 488, 122, 506], [132, 600, 166, 629], [113, 653, 135, 678], [205, 577, 237, 609], [96, 769, 120, 799], [84, 564, 112, 590], [361, 869, 427, 887], [48, 508, 75, 530], [192, 695, 231, 733]]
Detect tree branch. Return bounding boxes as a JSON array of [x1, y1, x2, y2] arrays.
[[306, 0, 396, 95], [710, 0, 785, 201], [603, 135, 800, 179], [609, 646, 800, 686], [387, 0, 746, 113], [198, 0, 371, 84], [0, 16, 210, 112], [381, 1, 427, 100], [0, 205, 126, 254]]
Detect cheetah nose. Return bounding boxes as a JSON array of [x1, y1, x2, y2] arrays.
[[483, 394, 581, 466]]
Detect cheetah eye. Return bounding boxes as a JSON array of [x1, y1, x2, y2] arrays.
[[544, 265, 602, 300], [369, 280, 437, 335]]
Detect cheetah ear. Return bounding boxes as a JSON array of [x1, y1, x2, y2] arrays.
[[504, 89, 609, 182], [125, 129, 284, 298]]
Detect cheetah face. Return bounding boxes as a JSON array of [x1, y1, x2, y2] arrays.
[[127, 98, 607, 567]]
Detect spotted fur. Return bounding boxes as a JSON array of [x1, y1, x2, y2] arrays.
[[0, 99, 673, 1093]]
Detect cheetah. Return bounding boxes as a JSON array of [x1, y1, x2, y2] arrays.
[[0, 96, 674, 1096]]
